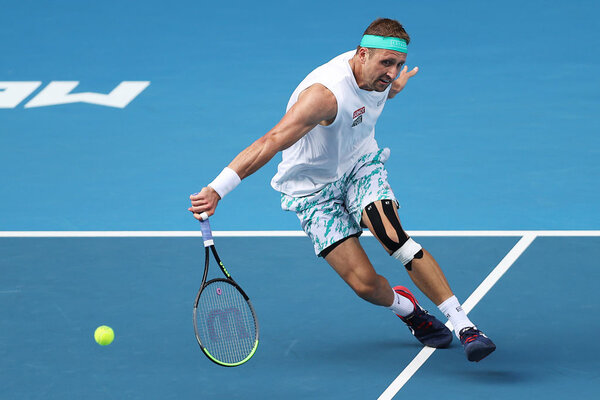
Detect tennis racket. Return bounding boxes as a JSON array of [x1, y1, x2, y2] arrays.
[[193, 212, 259, 367]]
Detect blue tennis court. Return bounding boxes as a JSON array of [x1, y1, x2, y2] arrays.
[[1, 234, 599, 399], [1, 0, 599, 398]]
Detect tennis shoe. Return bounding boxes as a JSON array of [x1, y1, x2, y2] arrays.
[[393, 286, 453, 348], [459, 327, 496, 362]]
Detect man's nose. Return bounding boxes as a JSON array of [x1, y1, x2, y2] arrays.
[[388, 66, 399, 80]]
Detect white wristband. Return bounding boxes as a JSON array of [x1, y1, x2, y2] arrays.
[[208, 167, 241, 199]]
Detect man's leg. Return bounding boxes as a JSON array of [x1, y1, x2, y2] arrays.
[[323, 235, 453, 348], [361, 200, 453, 305], [323, 236, 394, 306], [361, 200, 496, 361]]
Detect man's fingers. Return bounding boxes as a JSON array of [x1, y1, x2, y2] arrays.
[[192, 212, 203, 220], [193, 211, 213, 220], [189, 207, 209, 216], [189, 205, 209, 213], [189, 188, 218, 219], [190, 199, 208, 206], [400, 66, 418, 79]]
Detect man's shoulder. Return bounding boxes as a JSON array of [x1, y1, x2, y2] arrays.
[[302, 50, 354, 88], [327, 50, 356, 64], [287, 50, 355, 110], [298, 83, 337, 104], [312, 50, 355, 74]]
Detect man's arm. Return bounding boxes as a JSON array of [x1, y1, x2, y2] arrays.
[[388, 65, 419, 99], [188, 84, 337, 219], [228, 84, 337, 179]]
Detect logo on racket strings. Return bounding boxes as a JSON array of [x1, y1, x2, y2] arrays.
[[206, 307, 250, 342]]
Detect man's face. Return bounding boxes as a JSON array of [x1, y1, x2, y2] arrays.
[[361, 48, 407, 92]]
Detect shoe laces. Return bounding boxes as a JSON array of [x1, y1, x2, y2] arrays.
[[404, 308, 433, 330], [459, 327, 480, 343]]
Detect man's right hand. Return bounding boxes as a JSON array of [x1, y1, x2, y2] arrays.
[[188, 186, 221, 220]]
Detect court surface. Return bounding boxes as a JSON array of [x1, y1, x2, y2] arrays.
[[1, 0, 599, 399], [1, 232, 599, 399]]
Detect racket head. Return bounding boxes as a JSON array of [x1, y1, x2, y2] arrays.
[[193, 278, 259, 367]]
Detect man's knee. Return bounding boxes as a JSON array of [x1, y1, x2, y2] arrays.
[[363, 199, 423, 270]]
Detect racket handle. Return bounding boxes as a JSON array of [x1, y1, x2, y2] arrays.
[[198, 213, 214, 247]]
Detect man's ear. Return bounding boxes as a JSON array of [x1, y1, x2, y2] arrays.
[[357, 47, 369, 63]]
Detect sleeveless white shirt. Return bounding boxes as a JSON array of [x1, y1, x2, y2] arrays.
[[270, 50, 391, 196]]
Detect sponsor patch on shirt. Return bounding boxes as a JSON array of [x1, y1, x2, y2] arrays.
[[351, 115, 363, 127], [353, 106, 365, 119]]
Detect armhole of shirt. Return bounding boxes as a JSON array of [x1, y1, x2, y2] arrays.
[[294, 81, 341, 130], [313, 81, 342, 129]]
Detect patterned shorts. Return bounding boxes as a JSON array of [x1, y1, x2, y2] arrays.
[[280, 148, 397, 256]]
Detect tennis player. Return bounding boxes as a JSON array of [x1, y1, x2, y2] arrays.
[[189, 18, 496, 362]]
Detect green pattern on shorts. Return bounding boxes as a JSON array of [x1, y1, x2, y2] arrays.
[[280, 149, 397, 256]]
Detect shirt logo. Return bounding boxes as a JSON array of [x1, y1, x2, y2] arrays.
[[351, 115, 363, 127], [351, 106, 365, 127], [353, 106, 365, 119]]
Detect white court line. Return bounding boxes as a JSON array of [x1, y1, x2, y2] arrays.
[[377, 233, 538, 400], [0, 231, 305, 237], [0, 230, 599, 237]]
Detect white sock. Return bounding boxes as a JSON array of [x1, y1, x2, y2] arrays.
[[438, 295, 475, 338], [388, 291, 415, 317]]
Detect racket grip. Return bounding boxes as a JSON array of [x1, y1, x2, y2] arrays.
[[198, 213, 214, 247]]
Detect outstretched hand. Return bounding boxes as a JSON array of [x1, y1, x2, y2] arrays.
[[389, 65, 419, 98], [188, 186, 221, 220]]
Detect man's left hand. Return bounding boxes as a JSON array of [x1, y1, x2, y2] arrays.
[[389, 66, 419, 98]]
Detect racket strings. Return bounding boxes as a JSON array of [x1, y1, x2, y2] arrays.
[[196, 281, 257, 364]]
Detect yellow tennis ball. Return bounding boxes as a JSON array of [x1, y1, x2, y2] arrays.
[[94, 325, 114, 346]]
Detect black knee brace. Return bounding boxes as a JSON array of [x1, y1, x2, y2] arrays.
[[365, 200, 407, 252], [364, 200, 423, 270]]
